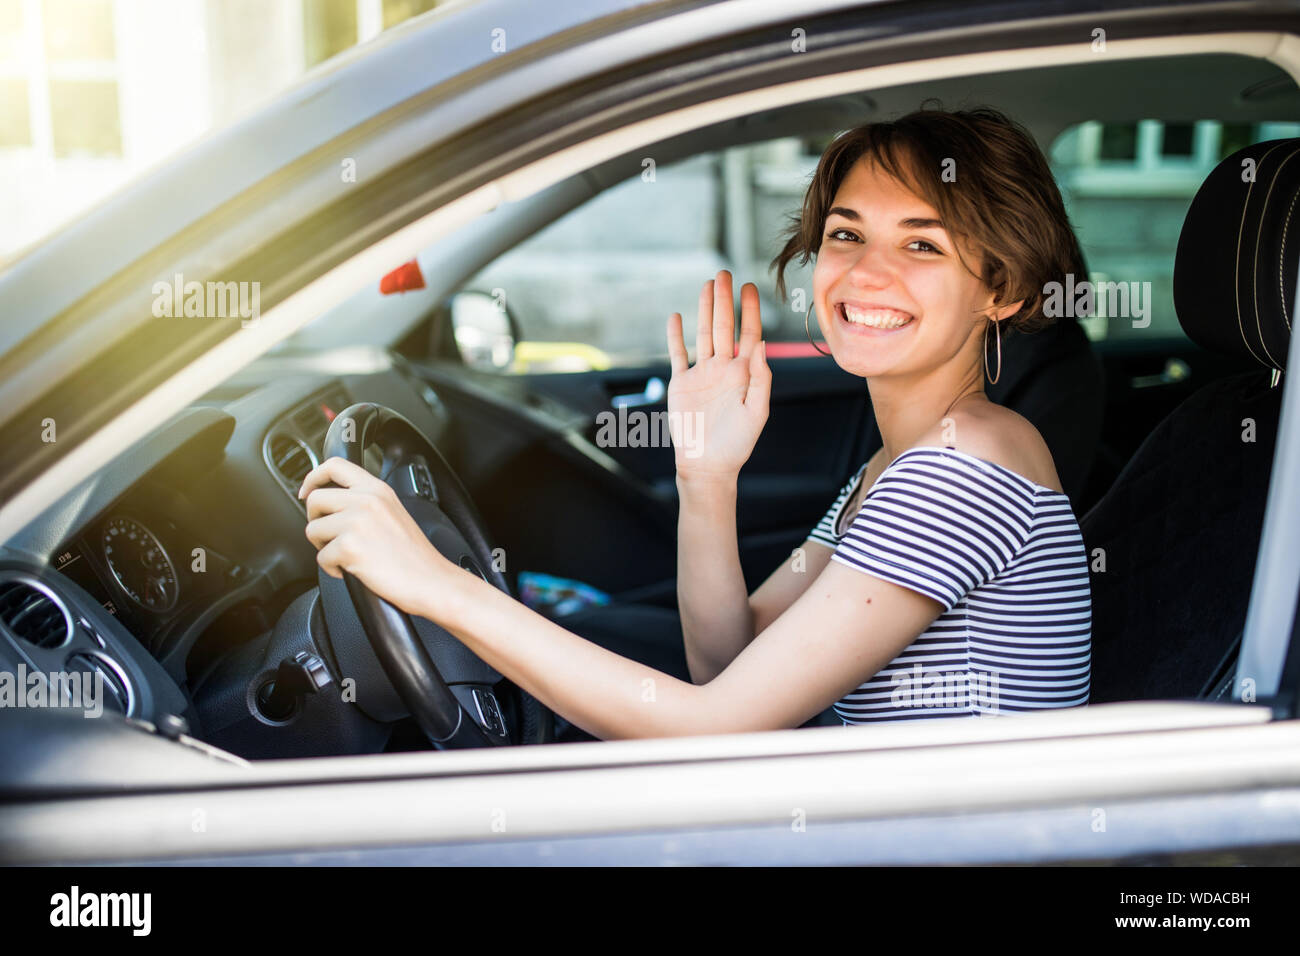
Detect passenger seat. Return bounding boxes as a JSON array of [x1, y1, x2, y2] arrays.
[[1080, 139, 1297, 703]]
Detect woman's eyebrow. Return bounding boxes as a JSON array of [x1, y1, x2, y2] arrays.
[[826, 207, 945, 230]]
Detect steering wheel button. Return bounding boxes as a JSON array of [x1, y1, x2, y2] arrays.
[[406, 462, 436, 500], [472, 688, 504, 734]]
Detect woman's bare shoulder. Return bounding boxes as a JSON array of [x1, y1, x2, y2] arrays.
[[919, 400, 1063, 493]]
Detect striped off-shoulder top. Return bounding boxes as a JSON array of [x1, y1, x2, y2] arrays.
[[807, 446, 1091, 723]]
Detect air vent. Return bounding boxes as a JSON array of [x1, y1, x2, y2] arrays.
[[290, 388, 352, 450], [266, 433, 319, 487], [66, 652, 133, 715], [293, 404, 323, 434], [0, 577, 73, 649], [264, 387, 349, 510]]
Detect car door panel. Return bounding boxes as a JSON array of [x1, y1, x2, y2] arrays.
[[518, 356, 871, 589]]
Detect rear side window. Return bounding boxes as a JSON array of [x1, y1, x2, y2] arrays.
[[454, 138, 834, 374], [1049, 120, 1300, 343], [456, 119, 1300, 374]]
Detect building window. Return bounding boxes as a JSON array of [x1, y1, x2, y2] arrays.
[[0, 0, 26, 148], [0, 0, 127, 160], [43, 0, 116, 60], [301, 0, 446, 68], [49, 78, 121, 157], [0, 0, 22, 54], [1098, 123, 1138, 161], [303, 0, 358, 68], [1219, 122, 1255, 160], [1160, 122, 1195, 157], [0, 76, 30, 148], [36, 0, 122, 159], [382, 0, 440, 29]]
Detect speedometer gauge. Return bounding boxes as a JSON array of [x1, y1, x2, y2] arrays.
[[101, 517, 179, 613]]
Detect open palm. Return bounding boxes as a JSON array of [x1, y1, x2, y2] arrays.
[[666, 270, 771, 480]]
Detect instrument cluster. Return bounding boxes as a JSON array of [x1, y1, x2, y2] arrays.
[[100, 515, 181, 613], [54, 506, 224, 654]]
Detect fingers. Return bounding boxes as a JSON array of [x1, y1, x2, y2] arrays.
[[297, 456, 373, 499], [695, 280, 714, 361], [744, 340, 771, 411], [736, 281, 762, 360], [712, 270, 735, 358], [692, 271, 755, 363], [314, 538, 349, 580], [303, 486, 356, 521], [666, 312, 689, 375], [305, 510, 348, 550]]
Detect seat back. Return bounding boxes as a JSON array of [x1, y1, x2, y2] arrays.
[[1081, 138, 1299, 702], [987, 314, 1104, 511]]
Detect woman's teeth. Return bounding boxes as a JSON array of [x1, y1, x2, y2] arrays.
[[840, 304, 914, 329]]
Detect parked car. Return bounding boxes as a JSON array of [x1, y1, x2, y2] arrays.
[[1, 0, 1299, 865]]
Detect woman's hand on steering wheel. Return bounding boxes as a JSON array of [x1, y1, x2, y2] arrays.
[[666, 269, 771, 483], [299, 457, 456, 620]]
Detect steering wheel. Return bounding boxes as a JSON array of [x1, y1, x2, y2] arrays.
[[314, 402, 553, 749]]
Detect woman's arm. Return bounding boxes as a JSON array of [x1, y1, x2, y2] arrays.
[[678, 496, 837, 687], [747, 453, 880, 638], [748, 539, 833, 635], [299, 455, 941, 740], [667, 271, 776, 683], [428, 554, 937, 739], [667, 272, 837, 681], [675, 474, 751, 684]]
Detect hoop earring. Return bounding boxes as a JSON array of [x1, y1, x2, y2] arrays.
[[805, 303, 831, 356], [984, 318, 1002, 385]]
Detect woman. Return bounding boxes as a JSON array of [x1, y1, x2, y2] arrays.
[[298, 106, 1092, 739]]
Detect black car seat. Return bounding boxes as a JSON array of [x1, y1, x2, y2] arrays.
[[1081, 138, 1297, 704], [987, 315, 1105, 512]]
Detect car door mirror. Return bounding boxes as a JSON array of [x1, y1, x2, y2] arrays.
[[450, 290, 518, 371]]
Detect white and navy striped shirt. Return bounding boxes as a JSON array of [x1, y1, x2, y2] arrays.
[[808, 446, 1091, 723]]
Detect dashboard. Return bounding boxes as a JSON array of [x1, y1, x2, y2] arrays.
[[0, 343, 644, 760], [0, 350, 453, 740]]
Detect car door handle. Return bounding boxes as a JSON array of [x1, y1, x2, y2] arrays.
[[1130, 357, 1191, 388], [610, 376, 666, 408]]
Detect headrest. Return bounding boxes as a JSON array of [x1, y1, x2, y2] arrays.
[[1174, 138, 1300, 372]]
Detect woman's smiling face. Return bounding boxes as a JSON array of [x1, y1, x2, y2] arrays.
[[811, 156, 1000, 380]]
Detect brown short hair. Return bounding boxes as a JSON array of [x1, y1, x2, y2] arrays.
[[770, 105, 1083, 335]]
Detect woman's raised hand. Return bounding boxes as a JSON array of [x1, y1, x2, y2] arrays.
[[666, 269, 771, 482]]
